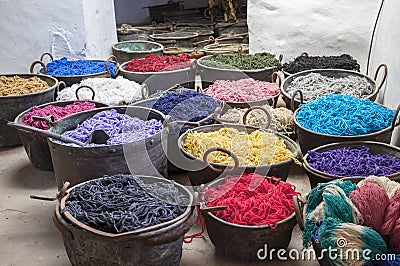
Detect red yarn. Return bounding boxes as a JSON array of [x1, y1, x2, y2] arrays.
[[350, 182, 389, 235], [204, 174, 298, 227], [184, 206, 205, 243], [21, 101, 96, 130], [125, 54, 191, 72]]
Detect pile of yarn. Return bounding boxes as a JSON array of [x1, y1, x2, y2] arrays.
[[63, 174, 189, 234], [182, 128, 294, 166], [56, 78, 143, 106], [45, 57, 117, 77], [204, 173, 298, 227], [286, 73, 373, 102], [124, 53, 190, 72], [303, 176, 400, 265], [307, 146, 400, 177], [283, 54, 360, 74], [21, 101, 97, 130], [0, 75, 49, 96], [201, 53, 281, 70], [205, 78, 280, 102], [296, 94, 396, 136], [60, 109, 163, 146]]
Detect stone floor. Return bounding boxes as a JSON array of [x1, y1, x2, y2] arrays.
[[0, 145, 319, 266]]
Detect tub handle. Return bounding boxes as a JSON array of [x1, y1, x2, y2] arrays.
[[106, 55, 119, 78], [391, 104, 400, 131], [291, 89, 304, 112], [271, 72, 282, 87], [293, 195, 306, 231], [75, 85, 96, 100], [203, 147, 240, 174], [40, 52, 54, 62], [30, 115, 56, 128], [57, 81, 66, 93], [374, 63, 388, 92], [242, 106, 272, 130], [30, 61, 47, 75], [141, 84, 149, 99], [53, 212, 74, 240], [278, 54, 284, 63], [300, 52, 309, 57], [30, 182, 70, 201]]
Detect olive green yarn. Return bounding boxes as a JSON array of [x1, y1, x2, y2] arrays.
[[202, 52, 281, 70]]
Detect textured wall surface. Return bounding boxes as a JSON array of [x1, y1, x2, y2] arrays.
[[0, 0, 117, 72]]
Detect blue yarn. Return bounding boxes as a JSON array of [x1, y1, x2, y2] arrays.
[[43, 57, 117, 77], [296, 94, 396, 136]]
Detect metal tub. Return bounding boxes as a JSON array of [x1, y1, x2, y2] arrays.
[[112, 40, 164, 64]]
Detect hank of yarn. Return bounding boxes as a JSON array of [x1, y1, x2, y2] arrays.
[[381, 192, 400, 252], [357, 176, 400, 199]]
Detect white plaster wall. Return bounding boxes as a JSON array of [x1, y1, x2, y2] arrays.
[[0, 0, 117, 72], [248, 0, 380, 72]]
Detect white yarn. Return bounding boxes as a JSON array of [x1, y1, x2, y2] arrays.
[[56, 77, 143, 106]]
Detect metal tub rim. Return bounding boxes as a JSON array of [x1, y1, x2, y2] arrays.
[[150, 32, 199, 41], [112, 40, 164, 56]]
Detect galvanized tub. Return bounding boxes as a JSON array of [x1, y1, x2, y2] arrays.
[[303, 141, 400, 188], [119, 59, 196, 95], [149, 31, 199, 48], [47, 106, 168, 189], [54, 175, 196, 266], [173, 24, 214, 42], [14, 97, 108, 171], [203, 43, 249, 55], [112, 40, 164, 63], [30, 53, 119, 87], [197, 55, 281, 89], [294, 103, 400, 154], [177, 124, 300, 186], [202, 176, 297, 260], [0, 74, 57, 147], [281, 64, 387, 111]]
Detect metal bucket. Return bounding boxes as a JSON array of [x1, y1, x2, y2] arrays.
[[47, 106, 168, 189], [303, 141, 400, 188], [281, 65, 387, 111], [197, 55, 281, 89], [14, 98, 108, 171], [0, 74, 57, 147], [202, 176, 297, 260], [150, 32, 199, 48], [54, 175, 196, 266], [177, 124, 300, 186], [30, 53, 118, 87], [203, 43, 249, 55], [119, 59, 196, 96], [174, 24, 214, 42], [112, 40, 164, 64], [294, 104, 400, 154]]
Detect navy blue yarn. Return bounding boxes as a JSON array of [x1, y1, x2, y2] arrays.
[[62, 174, 189, 234], [43, 57, 117, 78]]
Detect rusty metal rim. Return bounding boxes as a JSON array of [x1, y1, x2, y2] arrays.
[[58, 175, 194, 238], [0, 74, 58, 99], [280, 68, 379, 104], [112, 40, 164, 54], [303, 141, 400, 180], [177, 123, 300, 170], [119, 59, 194, 75]]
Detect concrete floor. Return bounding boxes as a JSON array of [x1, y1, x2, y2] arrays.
[[0, 145, 318, 266]]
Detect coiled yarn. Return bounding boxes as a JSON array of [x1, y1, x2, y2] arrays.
[[45, 57, 117, 77]]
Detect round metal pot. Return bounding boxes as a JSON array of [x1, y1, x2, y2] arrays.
[[303, 141, 400, 188], [0, 74, 58, 147], [203, 43, 249, 55], [47, 106, 168, 189], [112, 40, 164, 63], [150, 31, 199, 48], [281, 65, 387, 111]]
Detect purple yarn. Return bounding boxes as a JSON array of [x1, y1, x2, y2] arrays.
[[60, 109, 162, 146], [307, 146, 400, 177]]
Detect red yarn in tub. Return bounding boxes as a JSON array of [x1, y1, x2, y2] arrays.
[[125, 54, 191, 72]]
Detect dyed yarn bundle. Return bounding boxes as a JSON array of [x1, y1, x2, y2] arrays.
[[307, 146, 400, 177], [219, 105, 295, 134], [296, 94, 396, 136], [56, 78, 143, 105], [0, 76, 49, 96], [21, 101, 96, 130], [201, 53, 281, 70], [125, 54, 190, 72], [286, 73, 373, 102], [63, 174, 189, 234], [60, 109, 163, 146], [45, 57, 117, 77], [204, 173, 298, 227], [205, 78, 280, 102], [283, 54, 360, 74], [182, 128, 293, 166]]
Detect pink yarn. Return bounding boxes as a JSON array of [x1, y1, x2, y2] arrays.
[[21, 100, 97, 130], [350, 182, 389, 235], [390, 218, 400, 253], [382, 192, 400, 252]]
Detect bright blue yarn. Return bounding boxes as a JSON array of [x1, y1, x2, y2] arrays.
[[296, 94, 396, 136], [43, 57, 117, 78]]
